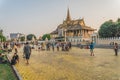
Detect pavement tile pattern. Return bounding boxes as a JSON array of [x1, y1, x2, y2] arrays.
[[8, 47, 120, 80]]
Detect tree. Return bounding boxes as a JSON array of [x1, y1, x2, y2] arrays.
[[2, 36, 6, 42], [27, 34, 36, 41], [115, 19, 120, 37], [19, 36, 25, 41], [98, 19, 120, 38], [117, 18, 120, 22], [42, 34, 51, 40], [0, 29, 6, 42], [0, 35, 6, 42]]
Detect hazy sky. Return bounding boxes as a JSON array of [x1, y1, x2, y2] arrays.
[[0, 0, 120, 37]]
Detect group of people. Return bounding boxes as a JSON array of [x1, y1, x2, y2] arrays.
[[32, 41, 72, 52], [0, 42, 18, 64], [47, 42, 72, 51], [11, 42, 31, 65], [0, 42, 10, 64], [0, 40, 118, 65]]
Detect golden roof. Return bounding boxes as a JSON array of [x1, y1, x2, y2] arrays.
[[50, 8, 96, 34]]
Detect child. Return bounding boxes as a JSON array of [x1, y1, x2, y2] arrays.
[[11, 53, 19, 65]]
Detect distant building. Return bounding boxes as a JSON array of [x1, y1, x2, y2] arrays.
[[10, 33, 23, 41], [50, 8, 96, 42]]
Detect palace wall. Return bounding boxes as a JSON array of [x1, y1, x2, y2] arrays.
[[96, 37, 120, 45]]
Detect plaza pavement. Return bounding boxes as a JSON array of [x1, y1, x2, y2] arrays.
[[8, 46, 120, 80]]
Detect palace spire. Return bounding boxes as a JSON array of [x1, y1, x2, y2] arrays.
[[66, 8, 71, 21]]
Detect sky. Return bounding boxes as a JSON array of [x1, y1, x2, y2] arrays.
[[0, 0, 120, 38]]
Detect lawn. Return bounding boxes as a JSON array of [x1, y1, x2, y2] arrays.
[[0, 63, 17, 80]]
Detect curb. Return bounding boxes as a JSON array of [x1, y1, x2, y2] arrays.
[[6, 54, 22, 80]]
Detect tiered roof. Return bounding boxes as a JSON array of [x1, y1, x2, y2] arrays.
[[50, 8, 95, 34]]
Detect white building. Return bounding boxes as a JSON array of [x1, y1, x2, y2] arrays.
[[10, 33, 23, 41]]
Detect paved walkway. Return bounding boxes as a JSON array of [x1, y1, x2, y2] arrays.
[[8, 47, 120, 80]]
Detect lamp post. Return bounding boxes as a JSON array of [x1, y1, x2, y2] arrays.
[[91, 33, 97, 43], [64, 29, 67, 42]]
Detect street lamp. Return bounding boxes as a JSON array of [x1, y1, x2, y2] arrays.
[[64, 29, 67, 42], [91, 33, 97, 43]]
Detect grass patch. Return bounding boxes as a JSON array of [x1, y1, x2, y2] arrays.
[[0, 63, 17, 80]]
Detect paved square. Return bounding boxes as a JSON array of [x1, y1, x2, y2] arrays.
[[8, 47, 120, 80]]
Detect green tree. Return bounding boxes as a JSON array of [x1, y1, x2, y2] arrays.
[[27, 34, 36, 41], [42, 34, 51, 40], [115, 19, 120, 37], [0, 34, 6, 42], [20, 36, 25, 41], [0, 29, 6, 42], [3, 36, 6, 42], [117, 18, 120, 22], [98, 19, 119, 37]]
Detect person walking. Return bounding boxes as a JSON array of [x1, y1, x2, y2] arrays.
[[14, 43, 18, 53], [52, 43, 54, 52], [23, 42, 32, 64], [89, 42, 94, 56], [56, 42, 60, 51], [114, 43, 119, 56]]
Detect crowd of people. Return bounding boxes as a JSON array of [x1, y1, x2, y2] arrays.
[[0, 41, 70, 65], [0, 40, 119, 65], [0, 41, 31, 65], [31, 41, 72, 52]]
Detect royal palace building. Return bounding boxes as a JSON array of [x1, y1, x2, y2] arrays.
[[50, 8, 96, 43]]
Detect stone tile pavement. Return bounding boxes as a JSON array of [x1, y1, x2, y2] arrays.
[[8, 47, 120, 80]]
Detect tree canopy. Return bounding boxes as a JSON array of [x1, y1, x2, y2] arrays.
[[98, 19, 120, 38], [0, 35, 6, 42], [27, 34, 36, 41], [0, 29, 6, 42], [42, 34, 51, 40], [19, 36, 25, 41]]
